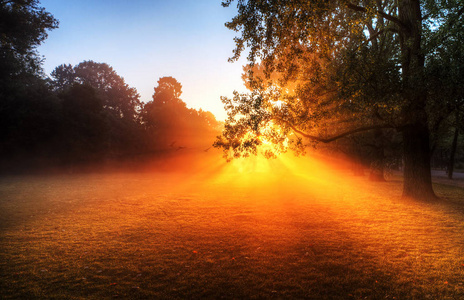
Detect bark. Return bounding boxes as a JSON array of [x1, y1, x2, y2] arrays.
[[402, 122, 436, 200], [447, 126, 459, 179], [369, 129, 386, 181], [398, 0, 436, 200]]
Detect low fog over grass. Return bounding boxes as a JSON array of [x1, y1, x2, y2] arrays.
[[1, 151, 464, 299]]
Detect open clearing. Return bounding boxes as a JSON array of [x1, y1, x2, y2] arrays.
[[1, 152, 464, 299]]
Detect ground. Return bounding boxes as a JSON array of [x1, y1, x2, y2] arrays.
[[431, 170, 464, 189], [1, 151, 464, 299]]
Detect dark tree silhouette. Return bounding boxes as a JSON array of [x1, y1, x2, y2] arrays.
[[0, 2, 219, 172], [51, 61, 147, 159], [51, 61, 142, 121], [0, 0, 60, 172], [142, 77, 220, 150], [0, 0, 58, 89], [58, 84, 108, 163]]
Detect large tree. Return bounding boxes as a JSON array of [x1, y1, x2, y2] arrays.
[[215, 0, 463, 200], [51, 61, 146, 158], [51, 61, 142, 121], [0, 0, 59, 171]]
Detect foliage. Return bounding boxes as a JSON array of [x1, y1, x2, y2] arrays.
[[0, 0, 58, 87], [58, 84, 108, 162], [0, 78, 61, 161], [216, 0, 464, 199], [0, 0, 59, 171], [51, 61, 142, 121], [425, 0, 464, 176], [142, 77, 221, 150], [216, 0, 412, 158], [47, 61, 151, 162], [0, 2, 219, 173]]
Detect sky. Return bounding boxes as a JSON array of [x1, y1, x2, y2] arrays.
[[37, 0, 248, 121]]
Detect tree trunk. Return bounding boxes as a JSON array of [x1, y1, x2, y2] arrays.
[[402, 122, 436, 200], [447, 126, 459, 179], [369, 129, 386, 182], [369, 166, 385, 181], [398, 0, 436, 200]]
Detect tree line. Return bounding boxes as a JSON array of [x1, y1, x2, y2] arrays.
[[0, 1, 220, 173], [1, 0, 463, 200]]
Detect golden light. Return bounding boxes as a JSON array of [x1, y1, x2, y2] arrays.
[[271, 99, 284, 108]]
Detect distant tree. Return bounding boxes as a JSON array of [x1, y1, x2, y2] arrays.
[[0, 79, 61, 168], [142, 77, 220, 150], [51, 61, 142, 121], [50, 63, 74, 90], [51, 61, 146, 158], [58, 84, 108, 163], [153, 76, 183, 103], [426, 7, 464, 179]]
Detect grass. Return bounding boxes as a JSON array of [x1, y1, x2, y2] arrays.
[[1, 153, 464, 299]]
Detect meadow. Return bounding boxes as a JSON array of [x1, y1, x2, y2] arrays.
[[1, 151, 464, 299]]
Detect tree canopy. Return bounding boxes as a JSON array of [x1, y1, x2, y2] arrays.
[[51, 61, 142, 121], [142, 77, 221, 150], [0, 0, 58, 87], [215, 0, 464, 200]]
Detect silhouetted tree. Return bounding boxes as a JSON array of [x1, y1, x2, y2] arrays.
[[52, 61, 146, 158], [426, 8, 464, 179], [0, 0, 59, 172], [51, 61, 141, 121], [58, 84, 108, 163], [142, 77, 220, 150], [0, 0, 58, 91]]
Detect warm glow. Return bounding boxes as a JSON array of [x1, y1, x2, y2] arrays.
[[3, 149, 463, 298], [166, 149, 364, 203], [271, 99, 284, 108]]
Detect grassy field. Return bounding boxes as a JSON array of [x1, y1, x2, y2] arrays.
[[1, 152, 464, 299]]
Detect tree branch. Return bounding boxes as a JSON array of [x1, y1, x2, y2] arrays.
[[344, 1, 407, 30], [276, 118, 396, 143], [365, 27, 400, 43]]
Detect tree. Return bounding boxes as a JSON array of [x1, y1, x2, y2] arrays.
[[215, 0, 463, 200], [426, 3, 464, 179], [0, 78, 62, 172], [51, 61, 142, 121], [142, 77, 220, 150], [58, 84, 108, 163], [0, 0, 59, 172], [0, 0, 58, 90], [51, 61, 146, 158]]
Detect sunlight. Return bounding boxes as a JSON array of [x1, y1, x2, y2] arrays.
[[259, 120, 289, 149], [227, 155, 280, 174], [271, 99, 284, 108], [194, 150, 355, 204]]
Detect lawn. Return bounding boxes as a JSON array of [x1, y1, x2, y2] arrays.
[[1, 152, 464, 299]]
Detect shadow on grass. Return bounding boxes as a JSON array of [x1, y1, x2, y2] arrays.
[[1, 158, 464, 299]]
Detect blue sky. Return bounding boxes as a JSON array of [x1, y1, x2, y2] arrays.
[[38, 0, 248, 120]]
